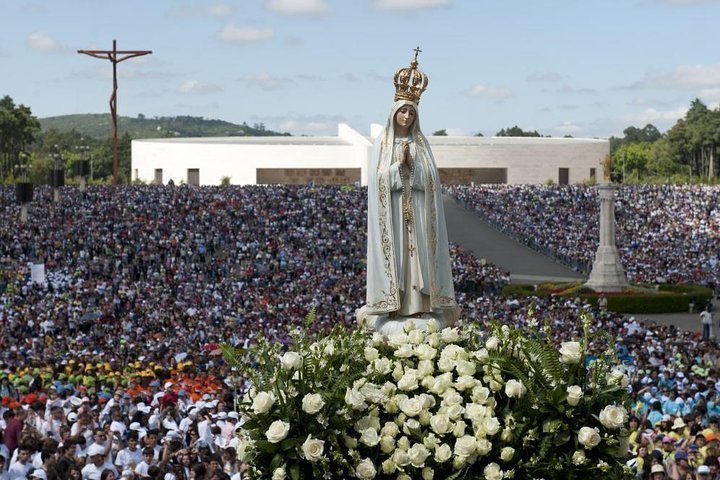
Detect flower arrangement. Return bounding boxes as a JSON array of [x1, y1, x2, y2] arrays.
[[223, 311, 632, 479]]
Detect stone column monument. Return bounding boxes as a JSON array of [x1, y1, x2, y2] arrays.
[[585, 155, 628, 292]]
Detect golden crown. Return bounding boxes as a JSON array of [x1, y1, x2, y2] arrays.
[[394, 47, 428, 104]]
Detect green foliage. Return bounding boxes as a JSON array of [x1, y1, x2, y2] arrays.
[[432, 129, 448, 136], [503, 282, 712, 313], [0, 95, 41, 181], [220, 176, 232, 186], [39, 114, 291, 139], [500, 284, 535, 298], [496, 125, 543, 137]]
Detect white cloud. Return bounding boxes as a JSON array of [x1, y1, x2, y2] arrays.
[[252, 113, 346, 135], [658, 0, 720, 4], [238, 73, 293, 90], [552, 121, 586, 135], [372, 0, 452, 10], [698, 88, 720, 106], [27, 31, 61, 53], [464, 84, 514, 99], [556, 85, 597, 94], [265, 0, 330, 15], [632, 64, 720, 90], [168, 3, 236, 18], [217, 25, 274, 44], [623, 106, 689, 125], [526, 71, 562, 82], [177, 80, 223, 94]]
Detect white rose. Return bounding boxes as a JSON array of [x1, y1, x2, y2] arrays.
[[455, 359, 477, 376], [476, 438, 492, 455], [266, 420, 290, 443], [566, 385, 583, 406], [464, 403, 486, 423], [387, 333, 408, 348], [381, 422, 399, 437], [301, 435, 324, 462], [408, 329, 425, 345], [394, 344, 415, 358], [453, 419, 467, 437], [429, 413, 453, 435], [500, 446, 515, 461], [559, 341, 582, 364], [430, 372, 453, 395], [427, 332, 440, 348], [381, 459, 397, 474], [345, 388, 366, 410], [578, 426, 601, 449], [415, 344, 437, 361], [442, 389, 463, 406], [251, 391, 275, 414], [454, 435, 477, 457], [359, 427, 380, 447], [485, 336, 499, 351], [483, 462, 503, 480], [301, 393, 325, 415], [599, 405, 627, 430], [445, 404, 464, 421], [355, 458, 377, 480], [403, 419, 421, 435], [422, 467, 434, 480], [399, 397, 424, 417], [434, 443, 452, 463], [471, 386, 490, 404], [484, 417, 501, 436], [272, 467, 286, 480], [371, 357, 391, 375], [437, 356, 455, 373], [440, 327, 460, 343], [505, 379, 527, 398], [392, 449, 411, 467], [280, 351, 303, 370], [455, 375, 478, 391], [397, 370, 419, 391], [397, 436, 411, 451], [572, 450, 587, 465], [606, 369, 630, 388], [379, 435, 395, 454], [364, 347, 379, 362], [408, 443, 431, 468]]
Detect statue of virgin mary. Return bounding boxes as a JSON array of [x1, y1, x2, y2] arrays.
[[358, 50, 459, 335]]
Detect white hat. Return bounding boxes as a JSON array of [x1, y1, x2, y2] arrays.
[[164, 474, 176, 480], [136, 402, 151, 414], [672, 417, 687, 430], [69, 396, 83, 407], [67, 412, 78, 422], [30, 470, 48, 480], [217, 412, 227, 420], [87, 444, 105, 457], [651, 464, 665, 474], [228, 411, 239, 420]]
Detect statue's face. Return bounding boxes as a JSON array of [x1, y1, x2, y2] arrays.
[[394, 105, 416, 130]]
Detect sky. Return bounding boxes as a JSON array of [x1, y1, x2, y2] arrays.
[[3, 0, 720, 138]]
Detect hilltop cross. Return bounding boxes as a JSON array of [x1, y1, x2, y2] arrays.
[[78, 40, 152, 185]]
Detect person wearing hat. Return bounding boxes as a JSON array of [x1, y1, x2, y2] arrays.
[[81, 443, 118, 480], [28, 469, 47, 480], [697, 464, 711, 478], [650, 463, 666, 479]]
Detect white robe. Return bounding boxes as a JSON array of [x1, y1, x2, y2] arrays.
[[364, 100, 458, 321]]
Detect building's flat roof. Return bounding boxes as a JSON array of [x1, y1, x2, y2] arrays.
[[426, 136, 608, 146], [133, 136, 352, 146]]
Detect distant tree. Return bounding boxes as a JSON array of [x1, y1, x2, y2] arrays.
[[475, 132, 484, 137], [220, 176, 231, 186], [432, 129, 448, 136], [496, 125, 542, 137], [0, 95, 41, 180]]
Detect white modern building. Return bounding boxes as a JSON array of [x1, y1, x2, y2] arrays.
[[131, 124, 608, 186]]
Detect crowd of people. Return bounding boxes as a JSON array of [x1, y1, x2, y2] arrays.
[[0, 183, 719, 479], [446, 184, 720, 289], [0, 184, 509, 479]]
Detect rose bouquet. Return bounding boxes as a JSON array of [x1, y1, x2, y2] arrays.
[[223, 311, 631, 479]]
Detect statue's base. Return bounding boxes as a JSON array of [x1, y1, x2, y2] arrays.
[[585, 246, 628, 293], [356, 306, 455, 336]]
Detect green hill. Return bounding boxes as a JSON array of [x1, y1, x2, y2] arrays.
[[39, 113, 290, 139]]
